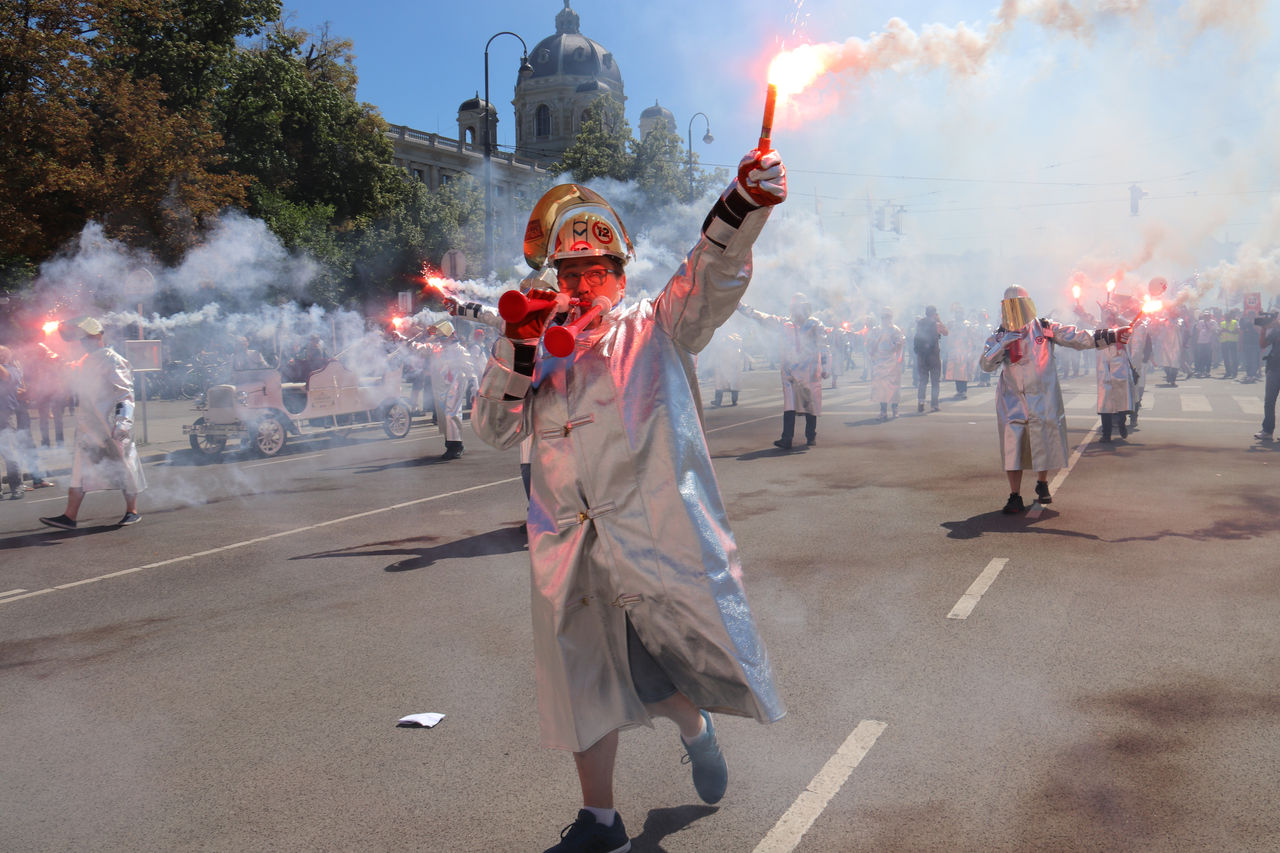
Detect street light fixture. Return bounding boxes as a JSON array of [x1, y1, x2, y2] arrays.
[[484, 31, 534, 277], [687, 112, 713, 198]]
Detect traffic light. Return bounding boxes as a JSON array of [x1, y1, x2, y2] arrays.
[[1129, 184, 1148, 216]]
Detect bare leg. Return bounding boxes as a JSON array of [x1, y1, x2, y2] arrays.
[[64, 487, 86, 521], [1036, 471, 1048, 486], [572, 729, 618, 809], [1005, 470, 1022, 493], [124, 491, 138, 514], [644, 691, 704, 740]]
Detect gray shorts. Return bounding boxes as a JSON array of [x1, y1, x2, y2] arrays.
[[626, 617, 677, 705]]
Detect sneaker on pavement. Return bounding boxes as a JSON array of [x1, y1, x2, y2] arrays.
[[118, 512, 142, 526], [30, 479, 55, 489], [1034, 481, 1052, 504], [39, 514, 77, 530], [1002, 493, 1025, 515], [543, 809, 630, 853], [681, 710, 728, 804], [9, 490, 23, 500], [1255, 431, 1274, 441]]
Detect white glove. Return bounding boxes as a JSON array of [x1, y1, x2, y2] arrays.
[[736, 150, 787, 207]]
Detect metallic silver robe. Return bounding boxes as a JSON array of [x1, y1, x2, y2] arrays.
[[979, 319, 1102, 471], [741, 309, 827, 414], [68, 347, 146, 493], [473, 212, 785, 752], [1095, 342, 1137, 414]]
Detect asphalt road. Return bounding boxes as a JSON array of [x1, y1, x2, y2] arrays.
[[2, 368, 1277, 853]]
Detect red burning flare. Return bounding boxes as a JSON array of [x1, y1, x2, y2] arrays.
[[42, 320, 60, 335]]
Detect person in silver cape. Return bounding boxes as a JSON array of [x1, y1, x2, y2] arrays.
[[980, 285, 1131, 514], [473, 150, 787, 853]]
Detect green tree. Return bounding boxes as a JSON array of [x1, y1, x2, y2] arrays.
[[0, 0, 252, 267], [555, 95, 633, 184], [631, 123, 693, 206]]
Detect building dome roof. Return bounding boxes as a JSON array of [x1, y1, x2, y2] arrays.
[[640, 100, 674, 121], [528, 2, 622, 85], [458, 93, 497, 115]]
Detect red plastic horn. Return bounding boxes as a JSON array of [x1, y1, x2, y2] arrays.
[[544, 301, 609, 357], [498, 290, 557, 323]]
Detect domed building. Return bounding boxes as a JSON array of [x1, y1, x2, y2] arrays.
[[385, 2, 643, 273], [514, 1, 627, 161], [638, 100, 676, 138]]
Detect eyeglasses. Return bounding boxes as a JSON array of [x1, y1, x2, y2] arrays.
[[558, 268, 615, 288]]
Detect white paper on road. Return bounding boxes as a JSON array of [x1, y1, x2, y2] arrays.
[[397, 712, 445, 728]]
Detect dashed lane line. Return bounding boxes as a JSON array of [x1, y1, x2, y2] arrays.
[[947, 558, 1010, 620], [752, 719, 889, 853]]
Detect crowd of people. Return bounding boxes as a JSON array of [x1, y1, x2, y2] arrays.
[[3, 154, 1276, 853]]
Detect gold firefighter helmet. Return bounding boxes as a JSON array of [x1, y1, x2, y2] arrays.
[[523, 184, 633, 270], [1001, 285, 1037, 330]]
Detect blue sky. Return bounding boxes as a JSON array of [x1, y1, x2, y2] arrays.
[[279, 0, 1280, 308]]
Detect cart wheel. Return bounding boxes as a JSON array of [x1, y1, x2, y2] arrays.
[[383, 402, 411, 438], [180, 367, 203, 400], [252, 415, 287, 457], [188, 417, 227, 459]]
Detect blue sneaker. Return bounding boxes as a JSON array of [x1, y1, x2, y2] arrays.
[[681, 710, 728, 804], [543, 809, 630, 853]]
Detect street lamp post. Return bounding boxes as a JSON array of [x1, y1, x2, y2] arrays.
[[484, 32, 533, 277], [686, 112, 713, 199]]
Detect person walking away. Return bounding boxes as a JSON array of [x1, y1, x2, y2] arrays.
[[473, 151, 787, 853], [913, 305, 947, 412], [39, 318, 145, 528], [980, 287, 1130, 513]]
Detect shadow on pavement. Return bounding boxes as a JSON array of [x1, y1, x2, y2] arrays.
[[627, 804, 719, 852], [0, 524, 128, 549], [289, 522, 528, 571], [941, 508, 1102, 541]]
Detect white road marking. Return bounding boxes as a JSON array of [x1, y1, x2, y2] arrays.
[[1, 477, 520, 606], [0, 588, 28, 599], [243, 452, 326, 468], [705, 414, 779, 434], [1065, 394, 1093, 411], [1026, 425, 1098, 519], [947, 558, 1010, 620], [752, 719, 888, 853], [1233, 396, 1263, 415], [1181, 394, 1211, 412]]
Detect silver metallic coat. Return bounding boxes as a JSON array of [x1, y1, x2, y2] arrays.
[[867, 324, 905, 404], [69, 346, 147, 493], [741, 309, 827, 414], [1095, 342, 1137, 414], [472, 209, 785, 753], [979, 319, 1103, 471]]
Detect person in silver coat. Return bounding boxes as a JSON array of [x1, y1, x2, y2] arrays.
[[473, 152, 787, 853], [1095, 308, 1138, 442], [980, 286, 1131, 514], [740, 293, 829, 449], [39, 317, 145, 529], [868, 307, 905, 421]]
